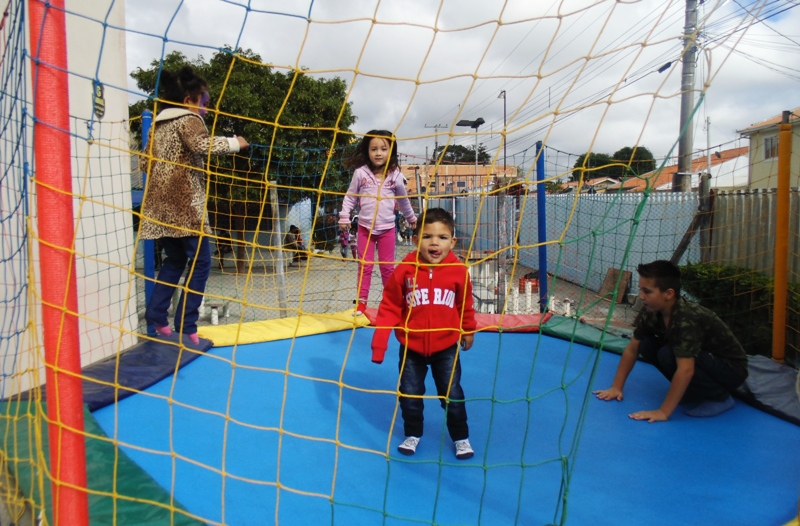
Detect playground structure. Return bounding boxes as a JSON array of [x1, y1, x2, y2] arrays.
[[0, 0, 798, 524]]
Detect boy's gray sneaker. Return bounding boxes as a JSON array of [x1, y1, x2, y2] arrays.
[[397, 436, 420, 455], [454, 439, 474, 460]]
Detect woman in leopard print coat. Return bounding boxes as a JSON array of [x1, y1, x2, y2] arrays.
[[140, 66, 248, 344]]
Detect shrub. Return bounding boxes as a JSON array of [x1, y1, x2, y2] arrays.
[[679, 262, 799, 361]]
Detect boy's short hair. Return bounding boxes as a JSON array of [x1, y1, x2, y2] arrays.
[[415, 208, 455, 236], [637, 260, 681, 295]]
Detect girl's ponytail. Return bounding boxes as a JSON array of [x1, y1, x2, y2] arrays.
[[156, 65, 207, 109]]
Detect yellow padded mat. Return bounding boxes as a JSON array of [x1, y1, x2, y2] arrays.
[[197, 309, 370, 347]]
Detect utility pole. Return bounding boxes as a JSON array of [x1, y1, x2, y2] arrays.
[[425, 123, 446, 162], [674, 0, 698, 192]]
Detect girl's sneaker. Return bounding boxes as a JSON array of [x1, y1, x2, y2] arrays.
[[397, 436, 420, 455], [352, 300, 367, 316], [154, 325, 172, 337], [454, 439, 474, 460]]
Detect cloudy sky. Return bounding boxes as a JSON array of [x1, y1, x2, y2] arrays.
[[124, 0, 800, 176]]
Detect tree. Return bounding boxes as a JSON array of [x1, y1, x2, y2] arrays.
[[129, 48, 358, 204], [431, 143, 491, 164], [570, 152, 619, 182], [544, 180, 563, 194], [569, 146, 656, 182], [612, 146, 656, 177]]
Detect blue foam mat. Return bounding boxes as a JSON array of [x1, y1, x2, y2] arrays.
[[92, 330, 800, 525]]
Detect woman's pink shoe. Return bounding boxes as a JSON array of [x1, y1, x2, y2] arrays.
[[154, 325, 172, 337]]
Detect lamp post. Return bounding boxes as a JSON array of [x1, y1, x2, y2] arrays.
[[498, 90, 506, 174], [456, 118, 485, 188], [413, 165, 423, 213]]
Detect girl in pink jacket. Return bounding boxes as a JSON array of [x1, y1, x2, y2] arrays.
[[339, 130, 416, 315]]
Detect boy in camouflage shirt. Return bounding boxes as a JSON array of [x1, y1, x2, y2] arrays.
[[594, 260, 748, 421]]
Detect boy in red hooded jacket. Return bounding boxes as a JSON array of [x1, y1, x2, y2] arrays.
[[371, 208, 477, 459]]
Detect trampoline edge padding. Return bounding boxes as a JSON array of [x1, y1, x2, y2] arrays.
[[198, 309, 371, 347], [363, 308, 553, 333], [196, 310, 551, 350], [0, 401, 204, 525], [82, 333, 213, 412], [735, 355, 800, 427], [541, 314, 631, 354], [6, 334, 213, 413]]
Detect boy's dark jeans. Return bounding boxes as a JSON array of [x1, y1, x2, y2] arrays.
[[397, 343, 469, 441], [638, 338, 747, 403]]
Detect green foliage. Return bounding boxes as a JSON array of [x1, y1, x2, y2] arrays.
[[129, 48, 357, 204], [544, 180, 563, 194], [679, 262, 800, 359], [570, 146, 655, 182], [431, 143, 491, 165], [571, 152, 616, 182], [612, 146, 656, 176]]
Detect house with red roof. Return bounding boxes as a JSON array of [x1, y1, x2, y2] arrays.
[[615, 146, 749, 192], [737, 108, 800, 189], [557, 146, 748, 194]]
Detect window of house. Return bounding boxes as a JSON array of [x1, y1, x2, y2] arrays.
[[764, 136, 778, 160]]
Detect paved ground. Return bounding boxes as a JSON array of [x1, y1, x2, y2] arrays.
[[136, 240, 639, 338]]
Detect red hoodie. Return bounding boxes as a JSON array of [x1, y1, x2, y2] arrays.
[[371, 250, 477, 364]]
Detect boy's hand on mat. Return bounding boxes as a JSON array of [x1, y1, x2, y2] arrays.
[[628, 409, 668, 423], [593, 387, 623, 401]]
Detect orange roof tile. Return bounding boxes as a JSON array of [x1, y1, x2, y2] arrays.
[[737, 107, 800, 134], [618, 146, 748, 192]]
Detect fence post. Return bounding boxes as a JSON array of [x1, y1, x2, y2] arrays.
[[270, 183, 288, 315], [141, 110, 155, 334], [535, 141, 548, 313], [772, 111, 792, 363], [497, 190, 507, 313]]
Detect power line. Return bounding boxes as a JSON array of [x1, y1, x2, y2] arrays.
[[424, 123, 447, 161]]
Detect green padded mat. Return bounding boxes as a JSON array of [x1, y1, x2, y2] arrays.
[[541, 314, 631, 354], [0, 401, 204, 525]]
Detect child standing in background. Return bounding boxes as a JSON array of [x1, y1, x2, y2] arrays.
[[347, 215, 358, 259], [338, 228, 349, 259], [140, 65, 248, 345], [371, 208, 477, 459], [283, 225, 307, 265], [339, 130, 416, 316]]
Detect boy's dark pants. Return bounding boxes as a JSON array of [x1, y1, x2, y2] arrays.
[[638, 338, 746, 403], [397, 343, 469, 441]]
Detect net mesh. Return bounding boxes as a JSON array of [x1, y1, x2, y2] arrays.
[[0, 0, 796, 524]]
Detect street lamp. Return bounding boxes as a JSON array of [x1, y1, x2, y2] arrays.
[[456, 117, 485, 189], [498, 90, 506, 174]]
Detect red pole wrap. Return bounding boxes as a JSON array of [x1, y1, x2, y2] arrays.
[[27, 1, 89, 524]]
